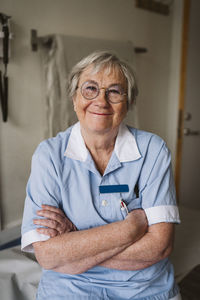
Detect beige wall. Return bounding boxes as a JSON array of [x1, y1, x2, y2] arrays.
[[0, 0, 182, 229]]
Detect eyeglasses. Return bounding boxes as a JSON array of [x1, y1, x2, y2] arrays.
[[77, 81, 127, 104]]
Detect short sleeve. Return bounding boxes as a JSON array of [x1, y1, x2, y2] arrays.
[[21, 143, 61, 252], [141, 141, 180, 226]]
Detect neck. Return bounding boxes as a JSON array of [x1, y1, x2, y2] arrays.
[[80, 126, 119, 154]]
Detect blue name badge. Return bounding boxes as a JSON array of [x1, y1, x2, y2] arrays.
[[99, 184, 129, 194]]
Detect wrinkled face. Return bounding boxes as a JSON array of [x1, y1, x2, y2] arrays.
[[73, 65, 128, 135]]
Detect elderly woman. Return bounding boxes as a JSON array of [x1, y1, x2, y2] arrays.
[[21, 51, 181, 300]]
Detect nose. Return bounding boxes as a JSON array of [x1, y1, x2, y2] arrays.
[[94, 88, 109, 107]]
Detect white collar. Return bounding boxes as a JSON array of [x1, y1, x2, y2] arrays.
[[64, 122, 141, 162]]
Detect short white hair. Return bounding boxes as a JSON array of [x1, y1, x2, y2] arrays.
[[67, 50, 138, 109]]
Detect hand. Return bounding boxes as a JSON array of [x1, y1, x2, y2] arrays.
[[33, 205, 77, 238], [125, 209, 148, 241]]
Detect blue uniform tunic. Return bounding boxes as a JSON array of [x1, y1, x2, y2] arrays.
[[21, 122, 180, 299]]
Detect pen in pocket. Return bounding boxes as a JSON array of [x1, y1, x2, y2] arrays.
[[120, 199, 129, 215]]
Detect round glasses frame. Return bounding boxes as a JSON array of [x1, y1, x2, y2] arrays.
[[77, 81, 127, 104]]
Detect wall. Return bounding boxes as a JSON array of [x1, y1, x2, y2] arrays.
[[0, 0, 182, 229]]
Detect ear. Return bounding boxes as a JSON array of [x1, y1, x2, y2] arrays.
[[73, 98, 77, 112]]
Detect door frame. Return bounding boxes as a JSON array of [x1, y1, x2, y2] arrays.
[[175, 0, 191, 200]]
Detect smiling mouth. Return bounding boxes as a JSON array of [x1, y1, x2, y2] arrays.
[[89, 111, 113, 116]]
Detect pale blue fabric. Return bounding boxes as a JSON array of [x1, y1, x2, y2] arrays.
[[21, 123, 180, 299]]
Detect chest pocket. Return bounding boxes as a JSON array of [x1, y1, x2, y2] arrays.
[[123, 183, 141, 212]]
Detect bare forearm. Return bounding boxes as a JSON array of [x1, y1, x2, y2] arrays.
[[33, 217, 143, 272], [99, 234, 161, 270], [53, 244, 127, 274], [54, 230, 160, 273], [99, 223, 174, 271]]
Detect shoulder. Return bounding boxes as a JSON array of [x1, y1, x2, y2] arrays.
[[33, 125, 74, 163], [127, 126, 170, 160]]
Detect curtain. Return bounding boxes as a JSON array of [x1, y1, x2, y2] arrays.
[[40, 35, 139, 138]]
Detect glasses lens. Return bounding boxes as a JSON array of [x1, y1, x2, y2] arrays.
[[81, 81, 99, 100], [107, 85, 125, 103]]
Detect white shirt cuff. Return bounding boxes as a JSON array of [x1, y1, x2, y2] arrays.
[[21, 229, 50, 252], [144, 205, 181, 225]]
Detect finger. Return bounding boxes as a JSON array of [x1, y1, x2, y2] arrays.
[[36, 211, 74, 234], [36, 227, 58, 238], [37, 210, 65, 225], [34, 218, 61, 230], [41, 205, 66, 217]]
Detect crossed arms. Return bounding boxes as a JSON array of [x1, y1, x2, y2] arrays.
[[33, 205, 174, 274]]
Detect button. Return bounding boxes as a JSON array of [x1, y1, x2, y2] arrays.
[[102, 200, 108, 207]]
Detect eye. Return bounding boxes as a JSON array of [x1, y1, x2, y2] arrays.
[[108, 85, 124, 95], [81, 81, 99, 99], [109, 88, 120, 95], [86, 85, 97, 92]]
